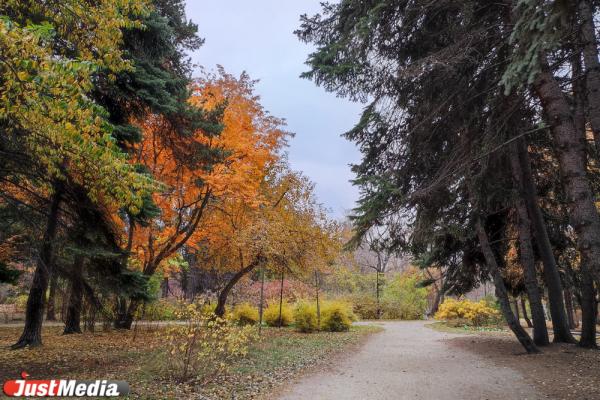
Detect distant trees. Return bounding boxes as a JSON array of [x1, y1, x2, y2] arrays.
[[297, 0, 600, 351]]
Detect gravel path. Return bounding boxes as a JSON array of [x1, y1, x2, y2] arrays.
[[278, 321, 542, 400]]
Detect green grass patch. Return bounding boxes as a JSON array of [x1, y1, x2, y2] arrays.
[[426, 321, 507, 334], [200, 324, 382, 399]]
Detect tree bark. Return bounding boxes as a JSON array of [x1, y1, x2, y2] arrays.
[[475, 218, 539, 353], [114, 297, 134, 330], [63, 256, 84, 334], [215, 257, 262, 318], [430, 285, 444, 316], [376, 270, 381, 319], [513, 298, 521, 321], [46, 273, 58, 321], [515, 137, 577, 343], [12, 187, 62, 348], [509, 140, 550, 345], [564, 287, 577, 330], [521, 297, 533, 328], [579, 278, 598, 348], [579, 0, 600, 152], [533, 60, 600, 346]]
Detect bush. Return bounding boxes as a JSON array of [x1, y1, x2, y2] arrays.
[[144, 299, 180, 321], [381, 272, 428, 320], [264, 301, 294, 327], [294, 301, 318, 332], [321, 300, 353, 332], [232, 303, 259, 325], [348, 293, 379, 320], [434, 298, 501, 326], [7, 294, 29, 312], [161, 304, 257, 382]]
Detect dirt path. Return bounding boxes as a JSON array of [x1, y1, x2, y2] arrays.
[[277, 321, 542, 400]]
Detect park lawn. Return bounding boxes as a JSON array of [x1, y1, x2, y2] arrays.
[[425, 321, 507, 334], [0, 324, 382, 399]]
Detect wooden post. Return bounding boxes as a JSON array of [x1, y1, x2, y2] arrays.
[[259, 264, 265, 335]]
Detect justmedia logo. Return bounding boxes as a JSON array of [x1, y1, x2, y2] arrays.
[[3, 372, 130, 397]]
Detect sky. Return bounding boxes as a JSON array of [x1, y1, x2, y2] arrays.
[[184, 1, 365, 218]]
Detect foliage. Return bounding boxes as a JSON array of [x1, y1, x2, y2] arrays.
[[161, 303, 257, 382], [6, 294, 28, 311], [231, 302, 259, 326], [321, 300, 354, 332], [143, 299, 180, 321], [347, 293, 379, 320], [0, 17, 155, 211], [381, 271, 429, 320], [264, 302, 294, 327], [293, 300, 318, 333], [434, 298, 501, 327]]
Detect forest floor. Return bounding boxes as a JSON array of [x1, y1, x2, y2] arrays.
[[0, 323, 381, 399], [276, 321, 600, 400]]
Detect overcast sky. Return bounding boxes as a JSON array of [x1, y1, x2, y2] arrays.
[[184, 1, 364, 218]]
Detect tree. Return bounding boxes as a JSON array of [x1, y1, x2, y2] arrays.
[[296, 0, 584, 351], [1, 1, 156, 348], [124, 70, 287, 325]]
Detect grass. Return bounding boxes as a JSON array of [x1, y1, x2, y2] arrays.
[[0, 323, 382, 399], [426, 321, 507, 334]]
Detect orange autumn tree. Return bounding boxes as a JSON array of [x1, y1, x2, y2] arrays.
[[199, 161, 342, 317], [116, 70, 288, 327]]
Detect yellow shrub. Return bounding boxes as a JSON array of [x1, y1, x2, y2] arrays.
[[321, 300, 353, 332], [161, 304, 257, 382], [232, 303, 259, 326], [294, 301, 318, 332], [435, 298, 500, 326], [264, 301, 294, 327]]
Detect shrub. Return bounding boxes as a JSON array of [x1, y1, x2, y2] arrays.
[[161, 304, 257, 382], [381, 272, 428, 320], [8, 294, 29, 312], [232, 303, 259, 326], [264, 301, 294, 327], [144, 299, 180, 321], [348, 293, 379, 320], [294, 301, 318, 332], [321, 300, 353, 332], [434, 298, 501, 326]]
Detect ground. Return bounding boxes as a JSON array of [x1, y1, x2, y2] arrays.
[[276, 321, 600, 400], [0, 323, 380, 399], [0, 322, 598, 399]]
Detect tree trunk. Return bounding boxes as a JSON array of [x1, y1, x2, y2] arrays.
[[521, 297, 533, 328], [161, 277, 169, 298], [579, 0, 600, 152], [475, 218, 539, 354], [515, 137, 577, 343], [376, 270, 381, 319], [564, 287, 577, 330], [63, 256, 84, 334], [278, 270, 284, 328], [513, 298, 521, 321], [533, 61, 600, 345], [46, 273, 58, 321], [579, 277, 598, 348], [430, 285, 444, 316], [12, 187, 62, 349], [509, 140, 550, 345], [215, 257, 262, 317], [114, 297, 134, 329]]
